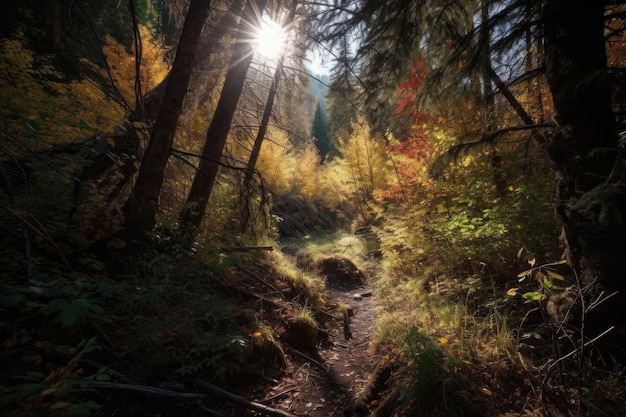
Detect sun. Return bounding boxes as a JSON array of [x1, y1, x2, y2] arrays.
[[254, 17, 287, 60]]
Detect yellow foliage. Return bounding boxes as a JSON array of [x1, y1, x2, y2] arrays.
[[0, 37, 125, 151], [254, 128, 294, 192], [321, 118, 393, 214], [101, 25, 169, 108]]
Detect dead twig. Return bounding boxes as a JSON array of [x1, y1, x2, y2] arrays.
[[264, 387, 297, 403]]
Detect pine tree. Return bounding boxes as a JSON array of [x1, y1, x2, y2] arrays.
[[124, 0, 213, 238], [311, 100, 331, 162]]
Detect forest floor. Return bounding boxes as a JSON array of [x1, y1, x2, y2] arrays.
[[226, 246, 388, 417], [262, 281, 380, 416]]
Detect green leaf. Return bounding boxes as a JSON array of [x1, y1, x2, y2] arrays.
[[96, 372, 111, 381], [89, 303, 104, 314], [546, 270, 565, 281], [26, 120, 40, 132], [58, 308, 78, 326], [78, 119, 96, 131], [543, 275, 553, 289], [522, 291, 546, 302]]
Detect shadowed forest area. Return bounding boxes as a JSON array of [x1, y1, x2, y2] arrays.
[[1, 0, 626, 416]]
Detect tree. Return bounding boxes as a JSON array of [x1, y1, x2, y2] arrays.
[[543, 0, 626, 338], [0, 0, 138, 80], [179, 0, 267, 230], [85, 0, 246, 200], [124, 0, 213, 239], [311, 100, 331, 162]]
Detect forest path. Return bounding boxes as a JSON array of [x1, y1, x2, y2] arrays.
[[265, 280, 381, 416]]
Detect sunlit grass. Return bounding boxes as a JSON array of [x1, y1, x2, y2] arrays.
[[266, 250, 326, 305], [373, 269, 514, 364]]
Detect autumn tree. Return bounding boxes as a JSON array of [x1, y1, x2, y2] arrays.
[[543, 1, 626, 338], [242, 0, 297, 190]]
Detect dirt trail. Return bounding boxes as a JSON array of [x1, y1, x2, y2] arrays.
[[262, 277, 380, 416]]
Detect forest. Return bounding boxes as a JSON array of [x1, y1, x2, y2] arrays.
[[1, 0, 626, 416]]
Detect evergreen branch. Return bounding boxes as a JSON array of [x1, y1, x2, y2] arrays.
[[428, 123, 554, 178]]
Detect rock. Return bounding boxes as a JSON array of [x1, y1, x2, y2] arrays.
[[317, 256, 366, 291]]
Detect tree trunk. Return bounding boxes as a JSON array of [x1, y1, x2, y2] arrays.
[[243, 1, 297, 190], [124, 0, 212, 239], [544, 0, 626, 344], [242, 56, 284, 190], [179, 0, 267, 230], [77, 0, 246, 195]]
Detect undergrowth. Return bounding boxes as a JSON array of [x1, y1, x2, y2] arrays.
[[0, 181, 325, 417]]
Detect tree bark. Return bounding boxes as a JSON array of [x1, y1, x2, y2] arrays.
[[180, 0, 267, 230], [124, 0, 212, 239], [543, 0, 626, 343]]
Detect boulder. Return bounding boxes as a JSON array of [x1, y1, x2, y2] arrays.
[[317, 256, 365, 291]]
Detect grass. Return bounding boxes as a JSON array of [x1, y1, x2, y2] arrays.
[[267, 250, 327, 305], [291, 230, 543, 416], [288, 303, 319, 351]]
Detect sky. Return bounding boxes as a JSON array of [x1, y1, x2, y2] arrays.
[[307, 49, 331, 76]]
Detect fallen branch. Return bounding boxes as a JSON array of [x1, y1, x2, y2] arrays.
[[228, 282, 286, 309], [191, 380, 298, 417], [264, 387, 297, 403], [288, 348, 329, 372], [86, 381, 204, 400]]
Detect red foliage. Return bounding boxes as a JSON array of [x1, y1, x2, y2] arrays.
[[380, 60, 442, 203], [393, 60, 437, 161], [394, 61, 428, 122]]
